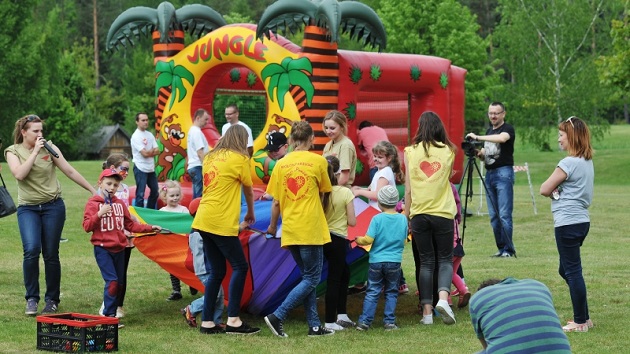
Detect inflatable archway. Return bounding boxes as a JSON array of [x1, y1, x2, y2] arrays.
[[155, 23, 466, 187]]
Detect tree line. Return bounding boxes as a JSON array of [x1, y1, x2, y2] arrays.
[[0, 0, 627, 159]]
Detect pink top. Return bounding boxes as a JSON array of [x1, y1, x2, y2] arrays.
[[357, 126, 389, 169]]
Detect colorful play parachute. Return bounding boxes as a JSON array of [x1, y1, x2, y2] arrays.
[[129, 198, 382, 316]]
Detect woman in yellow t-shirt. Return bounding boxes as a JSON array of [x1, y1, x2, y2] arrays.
[[264, 121, 333, 338], [403, 111, 457, 326], [191, 125, 259, 335]]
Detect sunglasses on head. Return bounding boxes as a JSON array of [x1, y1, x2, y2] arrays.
[[118, 166, 129, 172], [22, 115, 40, 129], [565, 116, 576, 128]]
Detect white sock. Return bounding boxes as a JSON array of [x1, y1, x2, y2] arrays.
[[337, 314, 351, 322], [325, 322, 344, 330]]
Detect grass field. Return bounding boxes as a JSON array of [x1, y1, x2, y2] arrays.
[[1, 125, 629, 353]]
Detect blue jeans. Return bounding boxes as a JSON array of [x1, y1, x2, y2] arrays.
[[411, 214, 454, 306], [485, 166, 514, 254], [133, 166, 159, 209], [17, 198, 66, 303], [94, 246, 125, 317], [555, 222, 590, 324], [188, 166, 203, 199], [190, 273, 224, 324], [199, 231, 248, 319], [358, 262, 401, 326], [273, 245, 323, 328]]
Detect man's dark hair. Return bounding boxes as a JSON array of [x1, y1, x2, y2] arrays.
[[358, 120, 374, 130], [226, 104, 239, 113], [135, 112, 147, 121], [490, 102, 505, 111], [194, 108, 208, 120], [477, 278, 502, 291]]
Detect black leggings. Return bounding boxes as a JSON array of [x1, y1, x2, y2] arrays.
[[323, 235, 350, 323]]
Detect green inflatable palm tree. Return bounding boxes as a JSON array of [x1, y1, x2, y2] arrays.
[[256, 0, 387, 152], [106, 1, 227, 131]]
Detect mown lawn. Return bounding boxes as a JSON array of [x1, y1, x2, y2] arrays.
[[0, 125, 628, 353]]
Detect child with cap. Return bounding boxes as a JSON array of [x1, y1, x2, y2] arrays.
[[355, 185, 408, 331], [264, 132, 289, 160], [83, 169, 161, 325]]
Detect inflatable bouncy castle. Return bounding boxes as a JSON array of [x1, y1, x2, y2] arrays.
[[106, 0, 466, 189], [106, 0, 467, 315]]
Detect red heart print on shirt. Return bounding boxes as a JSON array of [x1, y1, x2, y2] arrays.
[[420, 161, 441, 178], [287, 176, 306, 195], [204, 170, 216, 187]]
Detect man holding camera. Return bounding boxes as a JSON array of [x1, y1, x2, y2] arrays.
[[466, 102, 516, 257]]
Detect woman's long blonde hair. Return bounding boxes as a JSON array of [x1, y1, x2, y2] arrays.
[[208, 124, 249, 158]]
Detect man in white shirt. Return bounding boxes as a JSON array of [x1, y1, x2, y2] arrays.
[[131, 112, 160, 209], [187, 109, 210, 199], [222, 104, 254, 156]]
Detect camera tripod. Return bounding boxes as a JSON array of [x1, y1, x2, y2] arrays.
[[457, 152, 515, 257]]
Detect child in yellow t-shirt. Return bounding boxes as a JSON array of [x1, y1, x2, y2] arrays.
[[322, 156, 357, 331], [264, 121, 333, 338]]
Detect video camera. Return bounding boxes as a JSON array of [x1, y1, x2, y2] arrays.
[[461, 136, 482, 157]]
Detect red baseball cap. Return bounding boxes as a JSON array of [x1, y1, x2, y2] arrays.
[[99, 168, 123, 182]]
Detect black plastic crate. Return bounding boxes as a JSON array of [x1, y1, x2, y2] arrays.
[[37, 313, 118, 352]]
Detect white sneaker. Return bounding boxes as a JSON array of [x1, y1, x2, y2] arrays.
[[324, 322, 345, 331], [435, 300, 456, 325], [421, 315, 433, 325], [116, 307, 125, 318], [98, 302, 105, 316]]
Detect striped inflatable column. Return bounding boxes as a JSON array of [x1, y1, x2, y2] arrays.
[[152, 30, 185, 132], [291, 26, 339, 153]]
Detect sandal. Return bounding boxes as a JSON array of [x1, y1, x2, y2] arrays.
[[562, 321, 588, 332], [567, 319, 594, 328]]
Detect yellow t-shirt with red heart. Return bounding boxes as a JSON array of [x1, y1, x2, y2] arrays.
[[191, 149, 252, 236], [266, 151, 332, 247], [404, 143, 456, 219]]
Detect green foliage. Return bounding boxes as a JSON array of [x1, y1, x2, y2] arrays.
[[596, 6, 630, 108], [493, 0, 617, 147], [1, 0, 626, 162], [379, 0, 501, 132], [223, 11, 254, 24]]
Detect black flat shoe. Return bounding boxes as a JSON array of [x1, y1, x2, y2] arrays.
[[225, 322, 260, 335], [200, 326, 225, 334]]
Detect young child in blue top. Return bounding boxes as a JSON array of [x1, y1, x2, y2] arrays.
[[355, 185, 408, 331]]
